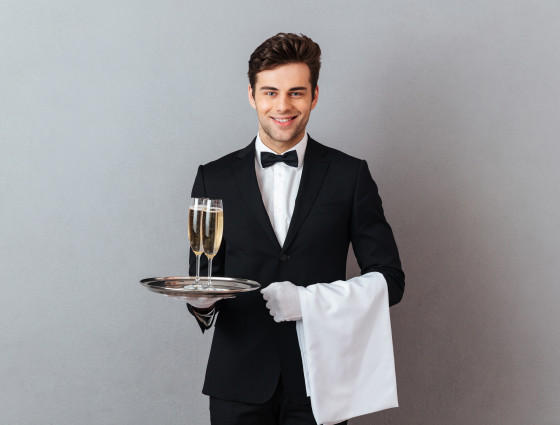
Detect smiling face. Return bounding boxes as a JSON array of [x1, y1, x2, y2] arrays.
[[248, 62, 319, 153]]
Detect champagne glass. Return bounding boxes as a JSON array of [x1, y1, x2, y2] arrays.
[[188, 197, 207, 287], [202, 199, 224, 288]]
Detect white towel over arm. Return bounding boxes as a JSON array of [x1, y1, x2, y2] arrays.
[[295, 272, 398, 425]]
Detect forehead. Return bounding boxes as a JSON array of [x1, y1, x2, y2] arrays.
[[254, 63, 312, 89]]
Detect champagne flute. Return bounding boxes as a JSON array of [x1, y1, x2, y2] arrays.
[[202, 199, 224, 288], [188, 197, 207, 287]]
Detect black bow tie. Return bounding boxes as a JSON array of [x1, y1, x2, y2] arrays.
[[260, 150, 299, 168]]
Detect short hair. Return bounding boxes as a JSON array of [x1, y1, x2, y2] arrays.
[[248, 33, 322, 98]]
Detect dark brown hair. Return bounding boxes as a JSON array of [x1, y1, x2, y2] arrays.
[[248, 33, 322, 99]]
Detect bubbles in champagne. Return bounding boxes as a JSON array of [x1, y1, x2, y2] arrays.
[[188, 206, 204, 255], [202, 208, 224, 258]]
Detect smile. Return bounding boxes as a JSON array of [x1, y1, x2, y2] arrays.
[[272, 116, 296, 123]]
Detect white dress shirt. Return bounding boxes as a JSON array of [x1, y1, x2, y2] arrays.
[[254, 133, 308, 246]]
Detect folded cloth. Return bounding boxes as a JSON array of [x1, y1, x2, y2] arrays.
[[295, 272, 398, 425]]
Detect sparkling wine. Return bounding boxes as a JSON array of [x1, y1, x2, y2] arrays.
[[202, 208, 224, 258], [188, 206, 204, 255]]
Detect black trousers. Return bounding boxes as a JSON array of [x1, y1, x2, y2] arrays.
[[209, 379, 347, 425]]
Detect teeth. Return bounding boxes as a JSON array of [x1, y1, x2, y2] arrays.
[[274, 117, 293, 123]]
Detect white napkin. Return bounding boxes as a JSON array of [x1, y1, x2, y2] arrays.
[[295, 272, 398, 425]]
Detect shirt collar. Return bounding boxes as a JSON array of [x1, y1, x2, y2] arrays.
[[255, 133, 308, 170]]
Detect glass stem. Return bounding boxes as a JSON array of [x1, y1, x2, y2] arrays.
[[195, 254, 201, 284], [207, 257, 213, 288]]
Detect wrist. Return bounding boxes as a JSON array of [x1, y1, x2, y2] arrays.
[[195, 305, 214, 314], [189, 304, 215, 313]]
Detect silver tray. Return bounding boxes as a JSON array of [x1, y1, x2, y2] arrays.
[[140, 276, 261, 298]]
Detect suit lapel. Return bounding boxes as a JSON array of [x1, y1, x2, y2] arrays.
[[233, 140, 281, 250], [282, 138, 330, 253]]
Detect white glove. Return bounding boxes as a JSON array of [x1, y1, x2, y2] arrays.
[[186, 295, 234, 310], [261, 281, 302, 322]]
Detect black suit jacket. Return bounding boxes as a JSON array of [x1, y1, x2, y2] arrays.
[[189, 137, 404, 404]]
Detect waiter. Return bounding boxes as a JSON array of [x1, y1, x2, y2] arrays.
[[184, 33, 405, 425]]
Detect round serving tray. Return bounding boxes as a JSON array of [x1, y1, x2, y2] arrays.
[[140, 276, 260, 298]]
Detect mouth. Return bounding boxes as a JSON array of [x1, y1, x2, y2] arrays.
[[271, 116, 297, 126]]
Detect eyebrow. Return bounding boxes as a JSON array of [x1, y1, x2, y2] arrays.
[[259, 86, 309, 92]]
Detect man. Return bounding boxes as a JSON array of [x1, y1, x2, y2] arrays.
[[185, 33, 404, 425]]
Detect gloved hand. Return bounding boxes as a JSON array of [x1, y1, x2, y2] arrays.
[[185, 295, 235, 311], [261, 281, 302, 322]]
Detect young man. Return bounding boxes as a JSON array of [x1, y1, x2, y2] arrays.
[[186, 33, 404, 425]]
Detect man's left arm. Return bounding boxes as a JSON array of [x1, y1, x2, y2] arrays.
[[350, 159, 405, 306]]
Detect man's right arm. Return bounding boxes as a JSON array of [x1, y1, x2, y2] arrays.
[[186, 302, 218, 333], [186, 165, 228, 332]]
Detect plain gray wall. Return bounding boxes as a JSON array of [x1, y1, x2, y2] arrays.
[[1, 1, 559, 424]]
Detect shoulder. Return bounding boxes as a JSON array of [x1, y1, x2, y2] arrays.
[[204, 144, 252, 167], [308, 137, 365, 168], [308, 138, 377, 191], [199, 140, 254, 171]]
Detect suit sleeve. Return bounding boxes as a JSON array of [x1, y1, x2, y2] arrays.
[[189, 165, 227, 279], [350, 160, 405, 306], [186, 165, 226, 332]]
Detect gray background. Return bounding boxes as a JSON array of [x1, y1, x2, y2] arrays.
[[1, 0, 559, 424]]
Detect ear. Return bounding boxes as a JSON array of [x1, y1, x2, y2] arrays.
[[311, 86, 319, 110], [248, 84, 256, 109]]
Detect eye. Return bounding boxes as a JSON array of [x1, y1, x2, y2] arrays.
[[290, 92, 303, 97], [265, 92, 276, 96]]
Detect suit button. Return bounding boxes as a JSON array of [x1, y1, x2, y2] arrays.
[[279, 253, 289, 262]]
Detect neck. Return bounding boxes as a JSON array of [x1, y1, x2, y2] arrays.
[[259, 132, 306, 154]]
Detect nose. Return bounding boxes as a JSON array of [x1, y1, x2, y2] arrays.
[[276, 93, 292, 113]]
